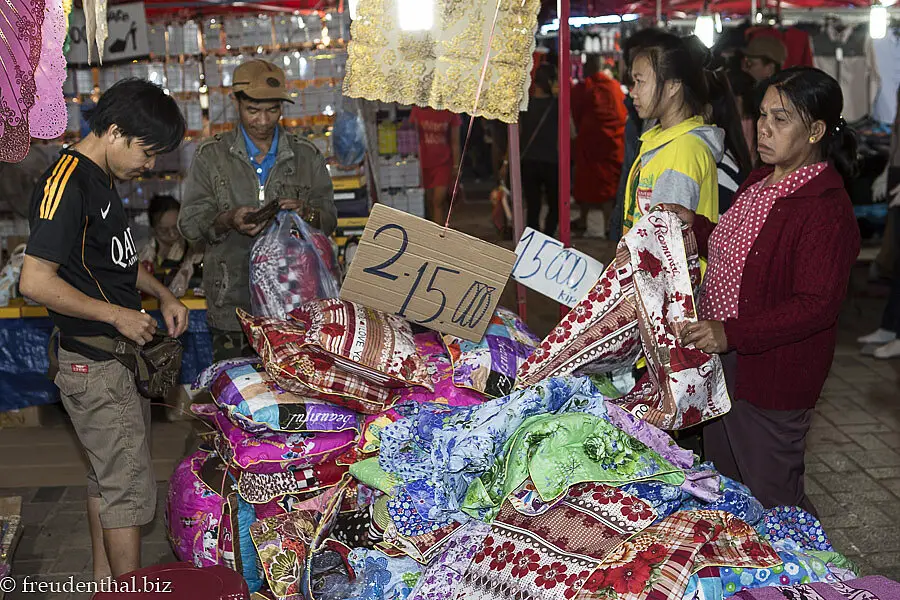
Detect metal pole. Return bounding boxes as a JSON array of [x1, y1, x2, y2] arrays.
[[657, 0, 663, 27], [557, 0, 571, 318], [508, 123, 527, 322], [750, 0, 757, 22]]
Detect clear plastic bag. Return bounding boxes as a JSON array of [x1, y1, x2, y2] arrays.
[[249, 210, 341, 320], [333, 109, 367, 167], [0, 244, 26, 306]]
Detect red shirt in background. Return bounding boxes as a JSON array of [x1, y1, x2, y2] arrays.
[[572, 72, 627, 204], [747, 27, 814, 68], [410, 107, 462, 169]]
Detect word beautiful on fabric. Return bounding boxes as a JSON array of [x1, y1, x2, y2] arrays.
[[281, 409, 357, 431]]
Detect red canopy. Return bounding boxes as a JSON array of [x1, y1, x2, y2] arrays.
[[103, 0, 339, 18], [547, 0, 868, 17]]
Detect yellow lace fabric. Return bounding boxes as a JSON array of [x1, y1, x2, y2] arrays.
[[343, 0, 541, 123]]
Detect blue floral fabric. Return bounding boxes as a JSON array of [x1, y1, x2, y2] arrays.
[[378, 376, 609, 521], [346, 548, 422, 600], [680, 465, 764, 526], [618, 481, 683, 522], [387, 481, 455, 537], [755, 506, 833, 552]]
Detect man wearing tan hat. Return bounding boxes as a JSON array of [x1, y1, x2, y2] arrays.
[[742, 36, 787, 82], [179, 59, 337, 360]]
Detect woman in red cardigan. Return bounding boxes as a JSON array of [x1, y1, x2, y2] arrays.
[[661, 67, 860, 516]]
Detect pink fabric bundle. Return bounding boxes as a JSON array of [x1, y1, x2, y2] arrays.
[[165, 449, 234, 568], [192, 403, 357, 474]]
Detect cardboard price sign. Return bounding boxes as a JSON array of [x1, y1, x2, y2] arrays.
[[340, 205, 515, 342], [512, 228, 605, 307]]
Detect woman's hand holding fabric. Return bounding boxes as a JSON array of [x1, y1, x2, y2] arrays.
[[654, 203, 695, 227], [681, 320, 728, 354]]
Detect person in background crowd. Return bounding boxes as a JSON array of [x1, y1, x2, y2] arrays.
[[571, 54, 627, 238], [179, 59, 336, 362], [610, 27, 666, 242], [19, 79, 188, 579], [664, 67, 860, 514], [682, 34, 753, 215], [139, 195, 204, 298], [706, 70, 754, 214], [140, 195, 187, 273], [859, 85, 900, 359], [621, 32, 724, 237], [520, 64, 561, 236], [410, 106, 462, 225], [726, 68, 760, 159], [742, 36, 787, 82]]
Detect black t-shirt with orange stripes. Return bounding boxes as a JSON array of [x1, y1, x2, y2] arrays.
[[26, 149, 141, 359]]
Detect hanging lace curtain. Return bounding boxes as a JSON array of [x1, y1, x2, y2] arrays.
[[0, 0, 68, 163], [343, 0, 541, 123]]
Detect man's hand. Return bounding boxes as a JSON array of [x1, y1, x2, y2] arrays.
[[160, 294, 189, 338], [279, 198, 320, 228], [109, 307, 158, 346], [231, 207, 266, 237], [655, 203, 695, 227], [681, 320, 728, 354]]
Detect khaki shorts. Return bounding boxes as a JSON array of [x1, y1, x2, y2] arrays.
[[55, 347, 156, 529]]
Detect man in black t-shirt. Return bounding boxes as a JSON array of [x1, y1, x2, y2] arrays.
[[19, 79, 187, 580]]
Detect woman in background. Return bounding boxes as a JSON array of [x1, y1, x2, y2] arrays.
[[706, 69, 754, 214], [410, 106, 462, 225], [621, 33, 724, 236], [140, 195, 203, 297], [520, 64, 560, 236]]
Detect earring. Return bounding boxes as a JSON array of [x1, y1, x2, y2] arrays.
[[809, 136, 817, 143]]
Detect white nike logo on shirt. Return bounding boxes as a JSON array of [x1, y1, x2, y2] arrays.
[[101, 202, 111, 219]]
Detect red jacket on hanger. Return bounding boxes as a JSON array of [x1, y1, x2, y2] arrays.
[[747, 26, 814, 68], [572, 71, 627, 205]]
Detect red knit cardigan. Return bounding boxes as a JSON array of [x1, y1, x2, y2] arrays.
[[692, 164, 860, 410]]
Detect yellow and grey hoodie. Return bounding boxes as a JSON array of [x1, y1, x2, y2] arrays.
[[622, 115, 725, 235]]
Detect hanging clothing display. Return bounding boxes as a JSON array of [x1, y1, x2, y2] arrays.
[[83, 0, 108, 64], [802, 21, 872, 122], [746, 26, 814, 69], [0, 0, 44, 163], [343, 0, 542, 123], [868, 31, 900, 125], [31, 0, 68, 140]]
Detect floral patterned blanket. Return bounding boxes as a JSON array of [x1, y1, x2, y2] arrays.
[[517, 211, 731, 430]]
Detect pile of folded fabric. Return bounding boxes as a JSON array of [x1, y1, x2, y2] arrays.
[[165, 299, 538, 595], [164, 212, 881, 600]]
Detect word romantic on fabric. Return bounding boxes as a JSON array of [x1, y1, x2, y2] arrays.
[[513, 228, 605, 307], [340, 205, 515, 342]]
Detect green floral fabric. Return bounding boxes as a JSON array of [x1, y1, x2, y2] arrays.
[[463, 412, 685, 521]]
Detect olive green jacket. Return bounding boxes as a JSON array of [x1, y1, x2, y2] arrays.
[[178, 126, 336, 331]]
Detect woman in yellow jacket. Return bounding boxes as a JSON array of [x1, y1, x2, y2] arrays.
[[622, 33, 725, 236]]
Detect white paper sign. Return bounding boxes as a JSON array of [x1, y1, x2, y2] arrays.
[[66, 2, 150, 65], [512, 228, 605, 307]]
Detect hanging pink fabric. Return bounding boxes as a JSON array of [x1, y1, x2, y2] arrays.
[[0, 0, 45, 163], [30, 0, 67, 139]]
